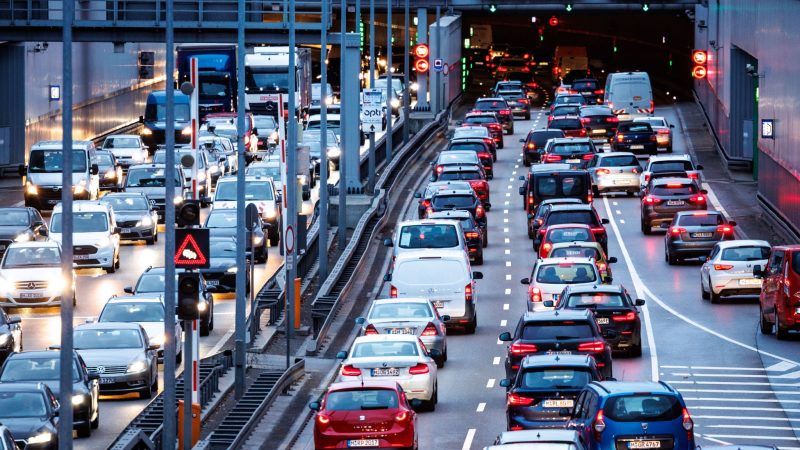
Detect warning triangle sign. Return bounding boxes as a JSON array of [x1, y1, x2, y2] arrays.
[[174, 229, 210, 268]]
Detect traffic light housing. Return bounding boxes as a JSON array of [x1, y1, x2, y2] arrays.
[[692, 50, 708, 79], [138, 51, 154, 79], [176, 200, 201, 227], [414, 44, 430, 74], [177, 272, 201, 320]]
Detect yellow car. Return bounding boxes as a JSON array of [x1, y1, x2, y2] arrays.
[[547, 241, 617, 282]]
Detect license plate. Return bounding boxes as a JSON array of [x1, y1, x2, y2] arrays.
[[371, 368, 399, 377], [630, 145, 645, 150], [596, 318, 610, 324], [543, 399, 574, 408], [388, 328, 415, 335], [348, 440, 379, 448], [121, 228, 131, 234], [613, 179, 631, 185], [739, 278, 762, 286], [567, 159, 580, 163], [74, 254, 94, 260], [47, 199, 59, 204], [432, 300, 446, 309], [20, 292, 43, 299], [666, 200, 685, 206], [593, 129, 606, 134], [206, 280, 219, 286], [628, 440, 661, 449], [692, 232, 713, 238], [100, 378, 115, 385], [546, 350, 572, 355]]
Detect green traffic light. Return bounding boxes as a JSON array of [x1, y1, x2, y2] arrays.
[[613, 46, 618, 53], [642, 3, 649, 11], [566, 3, 573, 12]]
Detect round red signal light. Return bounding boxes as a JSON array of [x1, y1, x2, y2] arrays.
[[415, 59, 430, 73], [414, 44, 429, 59], [692, 65, 707, 79], [692, 50, 708, 65], [549, 16, 559, 27]]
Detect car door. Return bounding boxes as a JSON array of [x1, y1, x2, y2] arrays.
[[763, 250, 785, 319], [570, 390, 593, 443]]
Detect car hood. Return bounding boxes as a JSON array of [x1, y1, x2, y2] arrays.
[[110, 148, 143, 157], [125, 187, 167, 199], [34, 380, 89, 397], [51, 231, 111, 246], [75, 348, 143, 367], [27, 172, 88, 187], [206, 257, 237, 270], [0, 266, 60, 281], [0, 226, 31, 240], [213, 200, 276, 216], [1, 417, 55, 440], [115, 212, 149, 222]]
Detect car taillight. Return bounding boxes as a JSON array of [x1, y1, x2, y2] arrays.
[[580, 118, 591, 124], [579, 129, 588, 136], [528, 197, 534, 205], [530, 286, 542, 302], [500, 109, 511, 115], [632, 167, 639, 174], [507, 393, 535, 406], [644, 174, 651, 183], [606, 116, 619, 123], [341, 365, 362, 376], [317, 413, 330, 425], [545, 154, 562, 163], [527, 143, 535, 150], [714, 264, 734, 270], [582, 153, 594, 160], [489, 123, 501, 130], [717, 225, 733, 234], [690, 195, 706, 203], [541, 242, 552, 257], [590, 227, 606, 234], [657, 128, 670, 135], [485, 55, 490, 62], [593, 410, 606, 441], [421, 322, 438, 336], [478, 151, 491, 159], [510, 341, 538, 355], [390, 285, 398, 298], [483, 138, 494, 145], [578, 341, 606, 352], [519, 98, 528, 104], [498, 66, 508, 72], [436, 165, 444, 174], [670, 227, 686, 235], [682, 408, 694, 439], [612, 312, 637, 322], [596, 168, 611, 175], [465, 283, 474, 302], [364, 324, 379, 335], [643, 195, 661, 204], [650, 100, 655, 113], [649, 135, 657, 142], [475, 205, 485, 218], [687, 172, 699, 179], [536, 218, 543, 225], [395, 411, 409, 422], [594, 89, 605, 95], [421, 199, 431, 208], [616, 134, 625, 142], [465, 231, 480, 239], [568, 90, 578, 94], [408, 363, 430, 375]]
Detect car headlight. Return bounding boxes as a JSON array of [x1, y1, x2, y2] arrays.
[[27, 431, 53, 444], [73, 183, 86, 195], [25, 182, 38, 196], [127, 360, 147, 373], [227, 266, 238, 273], [149, 334, 165, 346], [132, 151, 145, 161], [141, 128, 153, 136], [391, 98, 400, 108], [269, 131, 279, 141], [173, 194, 184, 205], [327, 147, 341, 158], [0, 277, 11, 294], [325, 96, 334, 105], [104, 169, 116, 179], [14, 232, 32, 242], [48, 277, 66, 293], [197, 172, 206, 182], [197, 300, 208, 312], [209, 165, 220, 174], [0, 334, 9, 346], [252, 235, 263, 246], [181, 126, 192, 136], [136, 216, 153, 228], [71, 394, 86, 406]]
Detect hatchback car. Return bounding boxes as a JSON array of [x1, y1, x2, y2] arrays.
[[445, 139, 495, 175], [521, 129, 565, 166], [428, 189, 488, 245], [473, 98, 514, 134], [700, 240, 770, 303], [521, 257, 605, 311], [427, 210, 484, 264], [571, 78, 604, 104], [548, 116, 587, 138], [95, 150, 123, 192], [204, 209, 268, 263], [435, 165, 491, 207], [100, 192, 159, 245], [200, 237, 246, 294], [549, 104, 582, 120], [753, 245, 800, 339], [665, 210, 736, 264], [548, 241, 616, 281], [526, 197, 583, 238], [101, 134, 148, 170], [432, 151, 481, 180], [538, 224, 598, 257], [537, 204, 610, 253], [452, 125, 491, 141], [640, 178, 708, 234], [586, 152, 642, 196], [541, 138, 597, 170], [640, 154, 703, 190], [0, 382, 59, 449], [612, 122, 657, 155], [213, 176, 280, 246], [462, 112, 504, 148], [568, 381, 695, 450], [497, 89, 531, 119]]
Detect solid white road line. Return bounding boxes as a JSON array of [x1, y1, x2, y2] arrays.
[[670, 372, 770, 378], [690, 405, 800, 413], [702, 434, 800, 441], [684, 397, 800, 404], [693, 415, 800, 422], [668, 380, 800, 387], [702, 424, 800, 431], [662, 365, 770, 371], [462, 429, 476, 450], [678, 388, 800, 395]]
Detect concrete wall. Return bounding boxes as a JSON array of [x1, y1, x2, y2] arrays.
[[429, 13, 462, 112], [694, 0, 800, 234]]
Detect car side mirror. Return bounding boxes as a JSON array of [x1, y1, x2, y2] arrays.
[[48, 345, 61, 350], [518, 186, 525, 195], [429, 348, 442, 359], [123, 286, 133, 294], [383, 238, 393, 247], [527, 213, 534, 219], [8, 315, 20, 325], [608, 257, 618, 264], [336, 350, 348, 360], [355, 317, 365, 325], [728, 220, 737, 227], [519, 138, 525, 143], [603, 276, 613, 284], [701, 189, 708, 194], [635, 299, 646, 306], [38, 228, 48, 237], [309, 401, 321, 411], [91, 163, 99, 175], [441, 314, 451, 321], [499, 378, 511, 388], [414, 192, 422, 198], [88, 372, 100, 381], [429, 176, 436, 182], [601, 218, 610, 224], [499, 331, 512, 342], [518, 175, 524, 181], [696, 164, 704, 170], [84, 317, 96, 324], [473, 271, 483, 280], [520, 277, 530, 285], [383, 273, 391, 282], [604, 330, 619, 339], [17, 165, 26, 176], [669, 124, 675, 128], [543, 300, 555, 308], [753, 264, 763, 278]]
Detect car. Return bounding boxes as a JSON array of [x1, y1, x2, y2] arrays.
[[452, 125, 491, 141], [101, 134, 149, 171], [0, 351, 99, 437], [568, 381, 695, 450], [153, 148, 213, 205], [570, 78, 604, 104], [252, 114, 279, 150], [311, 82, 334, 106], [356, 298, 448, 367], [445, 138, 495, 175], [700, 240, 770, 303], [427, 188, 488, 246], [493, 80, 525, 97], [489, 429, 587, 449], [427, 210, 484, 264], [204, 209, 269, 263], [526, 197, 583, 238], [550, 94, 588, 111], [0, 382, 59, 449], [640, 178, 708, 234], [473, 98, 514, 134], [497, 89, 531, 119], [549, 104, 582, 121], [100, 192, 159, 245], [451, 132, 500, 160], [642, 170, 694, 196], [0, 424, 20, 450], [521, 129, 565, 166], [22, 140, 100, 210], [612, 121, 657, 155], [413, 181, 474, 220], [201, 237, 250, 294], [521, 257, 605, 312], [384, 220, 466, 264], [634, 116, 675, 152], [336, 334, 440, 410], [124, 163, 189, 224], [50, 201, 121, 273], [198, 131, 237, 174], [586, 152, 642, 196], [205, 112, 257, 158], [432, 151, 482, 180], [548, 241, 617, 281], [96, 295, 183, 363], [72, 322, 159, 399], [302, 129, 340, 172], [665, 210, 736, 264], [0, 207, 48, 259], [309, 380, 418, 450], [604, 71, 654, 120], [579, 105, 619, 144], [462, 112, 504, 148], [94, 150, 123, 192], [0, 242, 73, 307], [552, 284, 644, 356], [246, 160, 284, 194], [125, 267, 215, 336], [212, 176, 280, 246], [434, 165, 491, 207], [640, 154, 703, 190], [537, 224, 598, 257], [548, 115, 587, 138], [201, 121, 253, 161], [519, 166, 592, 220], [753, 245, 800, 339], [536, 204, 610, 253], [499, 355, 603, 430], [541, 137, 597, 169], [500, 309, 614, 379], [0, 308, 21, 362]]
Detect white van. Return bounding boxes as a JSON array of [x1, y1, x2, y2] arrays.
[[50, 201, 121, 273], [604, 72, 653, 121], [388, 249, 482, 334], [384, 219, 466, 262], [21, 140, 100, 210]]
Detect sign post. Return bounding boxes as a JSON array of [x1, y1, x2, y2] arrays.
[[361, 88, 383, 134]]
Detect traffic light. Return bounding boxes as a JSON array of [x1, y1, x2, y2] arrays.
[[177, 272, 200, 320], [692, 50, 708, 79], [176, 200, 201, 227], [565, 3, 573, 12], [549, 16, 559, 27], [414, 44, 430, 74], [138, 51, 154, 79]]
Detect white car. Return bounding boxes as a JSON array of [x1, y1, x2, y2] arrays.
[[633, 116, 675, 153], [700, 240, 771, 303], [101, 134, 148, 170], [246, 161, 283, 195], [384, 219, 466, 262], [639, 154, 703, 190], [586, 152, 642, 196], [336, 334, 439, 410], [50, 201, 121, 273], [0, 241, 73, 307], [96, 294, 183, 363], [452, 126, 490, 140], [213, 176, 280, 245], [521, 257, 603, 312]]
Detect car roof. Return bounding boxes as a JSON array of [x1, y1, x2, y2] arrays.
[[450, 137, 489, 144], [648, 154, 692, 162], [427, 210, 471, 219], [540, 198, 583, 206], [598, 152, 637, 158], [548, 204, 594, 212], [103, 191, 148, 198], [651, 177, 694, 186], [431, 188, 475, 196], [6, 350, 75, 360], [328, 380, 399, 391], [105, 294, 164, 304], [372, 297, 433, 306], [107, 134, 140, 139], [393, 248, 468, 260], [398, 219, 459, 227], [714, 239, 771, 250], [520, 354, 595, 369], [562, 284, 624, 295], [538, 257, 596, 266], [529, 128, 566, 135], [75, 322, 143, 331], [529, 163, 573, 173], [53, 200, 111, 213], [521, 309, 593, 322], [440, 164, 481, 173], [548, 137, 592, 144], [590, 380, 678, 395], [476, 97, 504, 102], [353, 333, 419, 344], [552, 103, 583, 109], [549, 241, 603, 250], [675, 210, 722, 217]]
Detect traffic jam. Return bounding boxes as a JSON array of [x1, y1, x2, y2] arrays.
[[308, 43, 799, 450]]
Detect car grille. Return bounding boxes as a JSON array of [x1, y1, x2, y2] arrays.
[[74, 245, 98, 255], [117, 220, 139, 228], [15, 281, 48, 290], [86, 365, 127, 375]]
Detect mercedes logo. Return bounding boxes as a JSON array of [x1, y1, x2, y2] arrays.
[[554, 342, 561, 350], [96, 366, 106, 374], [26, 282, 36, 290]]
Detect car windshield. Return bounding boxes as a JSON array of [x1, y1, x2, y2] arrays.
[[547, 227, 592, 243], [206, 211, 238, 228], [28, 149, 87, 173], [210, 240, 237, 258], [215, 181, 274, 201], [210, 127, 238, 140], [521, 321, 594, 339], [326, 389, 399, 411], [550, 119, 582, 130], [102, 196, 149, 211], [551, 143, 592, 154], [369, 302, 433, 320], [135, 273, 168, 292], [398, 224, 459, 249], [312, 83, 333, 98], [619, 123, 653, 133], [303, 130, 338, 143], [449, 142, 485, 152], [676, 214, 724, 226], [96, 154, 114, 165], [520, 368, 592, 389], [2, 247, 60, 268], [556, 96, 583, 104], [721, 246, 770, 261], [394, 259, 465, 285], [126, 168, 183, 187], [431, 195, 475, 209], [651, 184, 697, 196], [51, 212, 108, 233], [0, 357, 80, 382], [253, 116, 277, 130], [464, 117, 496, 124], [100, 302, 165, 322], [550, 247, 601, 260], [599, 155, 639, 167], [572, 80, 598, 90], [536, 263, 597, 284], [307, 120, 341, 130], [245, 68, 288, 93], [547, 211, 596, 226], [352, 341, 418, 357], [246, 166, 281, 180], [651, 161, 694, 172], [145, 103, 190, 122], [74, 328, 143, 349], [0, 210, 29, 226], [425, 182, 472, 197], [499, 91, 524, 99], [552, 106, 581, 116], [0, 392, 47, 418], [438, 171, 481, 181], [564, 292, 626, 308], [603, 394, 683, 422], [104, 137, 140, 149]]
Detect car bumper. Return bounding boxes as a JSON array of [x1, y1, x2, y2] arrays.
[[97, 372, 152, 394], [643, 209, 692, 226], [442, 302, 476, 328], [709, 272, 763, 295], [420, 335, 446, 355], [667, 239, 718, 257], [0, 292, 63, 307], [614, 142, 657, 154], [25, 189, 92, 210], [119, 225, 157, 242], [314, 426, 415, 450], [507, 414, 569, 431], [594, 174, 640, 192], [73, 246, 116, 268]]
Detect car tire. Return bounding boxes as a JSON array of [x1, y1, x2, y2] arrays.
[[640, 219, 651, 235], [523, 156, 531, 167], [592, 186, 600, 197], [91, 413, 99, 429], [77, 419, 92, 438], [759, 304, 773, 335], [525, 112, 531, 120], [434, 355, 444, 369], [776, 313, 790, 340], [146, 235, 156, 246], [629, 341, 643, 358], [421, 386, 437, 412], [482, 230, 488, 248], [665, 247, 677, 265], [465, 314, 477, 334], [107, 257, 116, 274], [474, 252, 484, 265], [701, 278, 710, 300], [666, 145, 673, 153], [443, 347, 448, 362], [498, 140, 504, 149], [200, 317, 210, 336], [138, 381, 153, 400], [709, 287, 721, 304], [176, 348, 183, 365]]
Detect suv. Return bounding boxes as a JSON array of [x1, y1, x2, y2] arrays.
[[640, 154, 703, 190], [462, 112, 504, 148], [435, 165, 491, 207], [385, 219, 466, 263], [753, 245, 800, 339], [541, 138, 597, 169], [548, 116, 587, 138], [473, 98, 514, 134], [427, 210, 485, 264], [414, 181, 473, 219], [579, 105, 619, 143], [640, 178, 708, 234], [571, 78, 604, 104], [446, 138, 495, 176], [50, 201, 121, 273], [101, 134, 149, 171], [213, 176, 281, 246], [428, 189, 487, 245], [521, 129, 565, 166], [569, 381, 695, 450], [519, 166, 592, 218], [665, 210, 736, 264], [537, 204, 610, 253], [497, 89, 531, 119], [124, 163, 189, 223], [154, 148, 213, 205]]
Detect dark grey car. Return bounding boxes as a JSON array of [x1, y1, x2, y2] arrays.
[[665, 210, 736, 264]]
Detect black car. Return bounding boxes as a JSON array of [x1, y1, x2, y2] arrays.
[[445, 138, 495, 175], [204, 209, 268, 263], [571, 78, 604, 104], [427, 209, 484, 265], [434, 165, 491, 208], [0, 309, 21, 363], [428, 188, 488, 246], [95, 150, 123, 191], [125, 267, 215, 335], [497, 89, 531, 119], [414, 181, 474, 219], [473, 97, 514, 134], [665, 210, 736, 264], [201, 237, 251, 294], [519, 165, 592, 216], [541, 138, 598, 169], [0, 208, 48, 258], [536, 204, 610, 254], [641, 178, 708, 234], [499, 309, 614, 379], [526, 198, 583, 238], [0, 382, 59, 449], [550, 284, 645, 356], [579, 105, 619, 143], [521, 129, 565, 166], [432, 151, 482, 180], [450, 134, 498, 161], [100, 192, 159, 245], [0, 351, 99, 438], [499, 354, 602, 430], [612, 122, 657, 155]]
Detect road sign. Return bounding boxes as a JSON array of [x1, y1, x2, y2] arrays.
[[175, 228, 210, 269], [433, 58, 443, 72], [285, 225, 295, 254], [361, 88, 383, 130]]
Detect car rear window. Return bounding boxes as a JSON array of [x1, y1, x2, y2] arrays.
[[464, 117, 496, 124], [556, 96, 583, 104], [618, 123, 653, 133], [599, 155, 639, 167], [651, 184, 697, 196], [552, 106, 580, 116], [547, 227, 592, 243], [438, 171, 481, 181], [394, 259, 465, 285], [520, 368, 592, 390], [551, 143, 593, 154], [398, 224, 460, 249], [499, 91, 524, 99], [439, 153, 478, 164], [449, 142, 485, 151], [326, 389, 399, 411], [546, 211, 597, 226], [563, 292, 626, 308], [369, 302, 433, 320], [675, 214, 724, 226], [535, 176, 587, 197], [721, 246, 770, 261], [475, 100, 506, 110], [531, 131, 565, 146], [651, 161, 694, 172], [550, 246, 602, 260], [572, 80, 599, 90], [535, 263, 597, 284], [550, 119, 582, 130], [603, 394, 683, 422], [352, 341, 418, 357], [521, 321, 595, 339], [793, 252, 800, 276], [431, 195, 475, 209]]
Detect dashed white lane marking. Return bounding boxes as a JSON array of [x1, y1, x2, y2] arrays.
[[500, 319, 507, 326], [504, 288, 511, 295], [620, 219, 625, 224], [462, 429, 476, 450], [508, 177, 514, 182], [505, 249, 510, 254], [503, 218, 509, 223], [504, 227, 509, 233], [512, 171, 517, 175], [506, 261, 511, 267], [505, 192, 510, 197], [507, 184, 512, 189], [504, 238, 510, 244], [506, 274, 511, 280], [493, 357, 501, 365], [13, 201, 23, 207], [503, 303, 509, 310], [616, 209, 622, 215], [503, 209, 509, 214], [612, 201, 618, 206], [476, 403, 486, 412], [486, 378, 495, 388], [514, 164, 519, 169], [517, 158, 521, 162]]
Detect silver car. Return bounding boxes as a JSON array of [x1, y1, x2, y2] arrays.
[[356, 298, 449, 367], [700, 240, 771, 303], [587, 152, 642, 196]]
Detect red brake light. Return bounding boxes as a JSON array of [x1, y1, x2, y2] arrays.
[[364, 324, 379, 335], [714, 264, 734, 270], [606, 116, 619, 123], [465, 231, 480, 239], [498, 66, 508, 72], [717, 225, 733, 234], [644, 174, 651, 183], [616, 134, 625, 142], [643, 195, 660, 204], [582, 153, 594, 160], [478, 151, 491, 159], [687, 172, 699, 179], [527, 143, 535, 150], [395, 411, 409, 422], [507, 392, 535, 406], [612, 312, 637, 322], [594, 89, 604, 95], [500, 109, 511, 115], [593, 410, 606, 440], [649, 135, 657, 142], [510, 341, 538, 355], [545, 154, 563, 163], [317, 413, 330, 425], [580, 118, 591, 124], [568, 90, 578, 94], [666, 183, 683, 188], [409, 363, 429, 375], [578, 341, 606, 352], [528, 197, 534, 205], [483, 138, 494, 145], [341, 365, 362, 376], [421, 322, 438, 336], [390, 285, 398, 298], [650, 100, 655, 113], [657, 128, 670, 135], [691, 195, 706, 203], [421, 199, 431, 208], [436, 165, 444, 174], [597, 263, 607, 272], [475, 205, 485, 218], [465, 283, 474, 302], [519, 98, 528, 104], [596, 168, 611, 175], [529, 286, 542, 302], [541, 242, 552, 256], [670, 227, 686, 235], [682, 408, 694, 439]]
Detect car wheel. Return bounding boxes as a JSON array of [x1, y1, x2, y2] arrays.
[[498, 141, 504, 149], [592, 186, 600, 197], [525, 113, 531, 120], [77, 419, 92, 438], [482, 230, 488, 248], [523, 156, 531, 167], [91, 413, 99, 429], [474, 252, 484, 265], [665, 247, 677, 265], [628, 341, 643, 358], [701, 277, 710, 300], [640, 218, 651, 235], [709, 287, 721, 304], [146, 236, 156, 246], [666, 145, 673, 153], [107, 256, 117, 274], [421, 386, 437, 412], [138, 380, 153, 400], [465, 314, 477, 334], [200, 316, 211, 336], [776, 313, 790, 340], [435, 354, 444, 369], [759, 304, 773, 335], [443, 347, 448, 362]]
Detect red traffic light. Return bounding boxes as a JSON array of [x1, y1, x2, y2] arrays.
[[692, 65, 707, 79], [414, 44, 429, 59], [415, 59, 430, 74], [549, 16, 559, 27], [692, 50, 708, 65]]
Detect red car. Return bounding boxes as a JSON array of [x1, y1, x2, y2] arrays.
[[463, 112, 505, 149], [311, 380, 418, 450], [754, 245, 800, 339], [537, 223, 597, 257]]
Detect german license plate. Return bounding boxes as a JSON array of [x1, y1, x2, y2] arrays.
[[47, 199, 59, 204], [546, 350, 572, 355], [206, 280, 219, 286], [593, 129, 606, 134], [739, 278, 762, 286], [371, 367, 399, 377], [596, 318, 610, 324], [20, 292, 43, 299], [74, 254, 94, 260], [692, 232, 713, 238], [628, 440, 661, 449], [666, 200, 685, 206], [388, 328, 415, 335], [121, 228, 131, 234], [348, 440, 379, 448], [630, 145, 645, 150], [100, 378, 115, 385], [432, 300, 446, 309], [543, 399, 574, 408]]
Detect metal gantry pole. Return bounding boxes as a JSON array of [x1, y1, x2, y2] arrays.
[[402, 0, 410, 144], [338, 0, 347, 252], [385, 0, 393, 162], [182, 318, 192, 450], [164, 0, 178, 445], [58, 0, 75, 447], [234, 0, 247, 401], [435, 6, 441, 114], [318, 0, 330, 280], [286, 0, 298, 370], [367, 0, 375, 192]]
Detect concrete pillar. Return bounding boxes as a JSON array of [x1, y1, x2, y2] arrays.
[[341, 32, 363, 190]]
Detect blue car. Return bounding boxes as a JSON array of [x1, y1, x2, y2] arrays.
[[569, 381, 695, 450]]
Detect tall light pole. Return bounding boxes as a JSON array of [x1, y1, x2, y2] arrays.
[[285, 0, 298, 370], [319, 0, 330, 280], [367, 0, 376, 191], [403, 0, 409, 144], [234, 0, 247, 399], [338, 0, 348, 251], [385, 0, 393, 161]]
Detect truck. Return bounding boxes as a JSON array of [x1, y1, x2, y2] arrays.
[[244, 47, 312, 122], [470, 24, 492, 50], [176, 44, 238, 117], [552, 46, 588, 82]]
